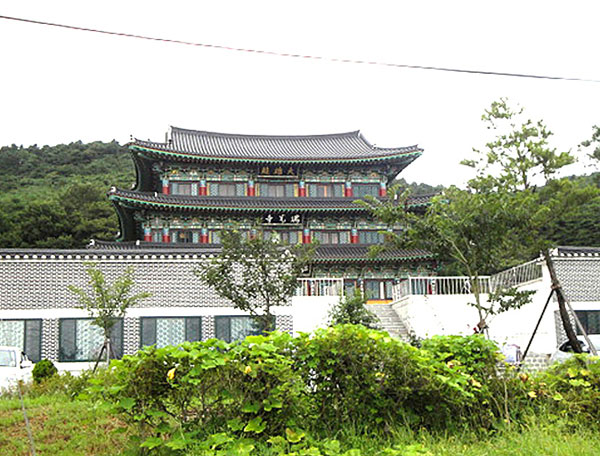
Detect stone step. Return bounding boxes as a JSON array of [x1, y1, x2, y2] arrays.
[[367, 304, 410, 341]]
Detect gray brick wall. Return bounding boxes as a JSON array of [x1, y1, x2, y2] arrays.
[[41, 319, 59, 361], [555, 258, 600, 302], [0, 254, 292, 310]]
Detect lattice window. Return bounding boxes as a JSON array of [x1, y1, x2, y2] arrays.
[[140, 317, 202, 348], [0, 320, 41, 362], [59, 319, 123, 362]]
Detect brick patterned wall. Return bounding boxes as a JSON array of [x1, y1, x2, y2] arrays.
[[275, 315, 293, 334], [0, 254, 292, 310], [41, 319, 59, 361], [202, 316, 215, 340], [555, 258, 600, 302], [123, 317, 140, 356]]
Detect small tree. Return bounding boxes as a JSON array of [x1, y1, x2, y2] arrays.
[[68, 263, 151, 365], [195, 229, 314, 332], [328, 289, 377, 328]]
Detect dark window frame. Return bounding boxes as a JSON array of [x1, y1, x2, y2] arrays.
[[0, 319, 42, 363], [139, 317, 202, 348], [59, 318, 123, 362], [214, 316, 274, 343]]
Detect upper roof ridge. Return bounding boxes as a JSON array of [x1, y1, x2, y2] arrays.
[[171, 126, 363, 142]]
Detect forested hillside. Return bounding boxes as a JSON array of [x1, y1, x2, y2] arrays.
[[0, 141, 134, 248], [0, 140, 599, 249]]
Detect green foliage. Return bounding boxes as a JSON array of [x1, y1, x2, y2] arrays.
[[31, 359, 58, 384], [581, 125, 600, 163], [68, 263, 151, 344], [532, 355, 600, 427], [195, 229, 314, 332], [328, 289, 377, 328]]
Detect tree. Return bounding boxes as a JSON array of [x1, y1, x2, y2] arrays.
[[68, 263, 151, 365], [368, 99, 595, 341], [195, 229, 314, 332], [328, 289, 377, 328]]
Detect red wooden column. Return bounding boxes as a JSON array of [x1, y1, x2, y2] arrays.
[[350, 228, 359, 244], [200, 227, 209, 243], [198, 179, 207, 196], [143, 227, 152, 242], [162, 178, 170, 195], [162, 227, 171, 243], [344, 181, 353, 197], [247, 179, 255, 196], [302, 228, 311, 244], [379, 182, 387, 197], [298, 180, 306, 197]]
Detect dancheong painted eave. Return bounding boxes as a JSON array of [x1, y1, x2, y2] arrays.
[[129, 127, 423, 165], [107, 188, 433, 214]]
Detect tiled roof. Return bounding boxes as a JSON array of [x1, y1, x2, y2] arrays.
[[84, 241, 433, 263], [108, 188, 430, 213], [131, 127, 422, 164], [554, 246, 600, 257]]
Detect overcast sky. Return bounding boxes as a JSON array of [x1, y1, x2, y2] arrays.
[[1, 1, 599, 186]]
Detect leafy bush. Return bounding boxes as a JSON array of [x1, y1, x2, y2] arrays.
[[96, 332, 306, 452], [532, 355, 600, 426], [93, 327, 529, 453], [292, 325, 484, 430], [32, 358, 58, 383], [328, 289, 377, 328]]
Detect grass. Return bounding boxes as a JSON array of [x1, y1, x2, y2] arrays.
[[0, 394, 133, 455], [1, 393, 599, 455]]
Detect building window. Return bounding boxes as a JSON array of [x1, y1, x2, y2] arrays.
[[210, 230, 221, 244], [140, 317, 202, 348], [364, 280, 394, 300], [279, 231, 299, 244], [260, 183, 295, 198], [172, 230, 195, 243], [359, 231, 384, 244], [172, 182, 194, 195], [214, 316, 270, 343], [353, 184, 379, 198], [208, 182, 244, 196], [0, 319, 42, 363], [307, 183, 343, 198], [59, 318, 123, 362], [575, 311, 600, 335], [151, 229, 162, 242], [313, 231, 350, 244]]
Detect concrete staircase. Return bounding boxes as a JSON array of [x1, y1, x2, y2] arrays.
[[368, 303, 410, 341]]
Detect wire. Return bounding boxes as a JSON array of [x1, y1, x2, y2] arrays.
[[1, 14, 599, 83]]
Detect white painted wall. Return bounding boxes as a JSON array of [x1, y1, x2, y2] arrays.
[[393, 267, 600, 354], [291, 295, 339, 335]]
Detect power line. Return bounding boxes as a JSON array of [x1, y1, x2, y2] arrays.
[[1, 14, 599, 84]]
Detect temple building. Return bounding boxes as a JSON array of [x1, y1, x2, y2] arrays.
[[103, 127, 435, 300], [0, 127, 436, 369]]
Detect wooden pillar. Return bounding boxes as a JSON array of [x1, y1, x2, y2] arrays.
[[161, 227, 170, 243], [302, 228, 311, 244], [247, 179, 255, 196], [198, 179, 207, 196], [344, 181, 353, 197], [350, 228, 359, 244], [298, 180, 306, 197], [379, 182, 387, 197], [143, 227, 152, 242], [200, 227, 209, 244], [162, 178, 170, 195]]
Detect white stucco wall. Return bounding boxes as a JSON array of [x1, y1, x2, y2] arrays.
[[393, 267, 600, 355], [291, 295, 339, 335]]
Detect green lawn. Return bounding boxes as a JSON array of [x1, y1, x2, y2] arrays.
[[1, 394, 599, 455]]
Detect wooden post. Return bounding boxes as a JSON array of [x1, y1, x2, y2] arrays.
[[544, 249, 583, 353]]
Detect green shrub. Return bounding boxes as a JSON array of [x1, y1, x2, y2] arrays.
[[292, 325, 480, 431], [32, 358, 58, 383], [328, 289, 377, 328], [97, 332, 306, 452], [532, 355, 600, 426]]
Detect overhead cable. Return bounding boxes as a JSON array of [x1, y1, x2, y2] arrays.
[[1, 14, 598, 83]]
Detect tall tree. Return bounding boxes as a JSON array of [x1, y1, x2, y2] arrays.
[[195, 229, 314, 332], [368, 99, 596, 341]]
